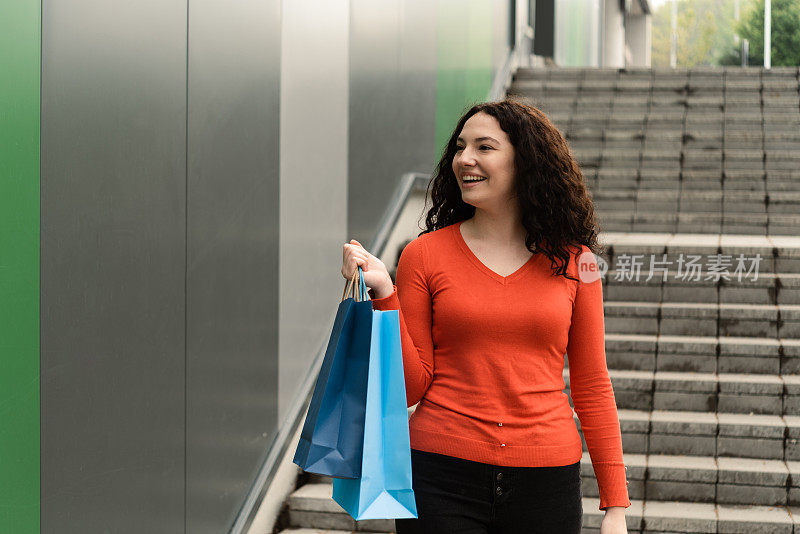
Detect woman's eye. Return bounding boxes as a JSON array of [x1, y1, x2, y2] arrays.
[[455, 145, 492, 151]]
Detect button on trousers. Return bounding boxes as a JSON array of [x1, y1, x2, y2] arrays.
[[395, 449, 582, 534]]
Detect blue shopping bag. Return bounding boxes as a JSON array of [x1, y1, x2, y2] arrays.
[[331, 297, 418, 520], [292, 267, 373, 479]]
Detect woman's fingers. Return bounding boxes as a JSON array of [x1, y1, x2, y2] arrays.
[[343, 242, 371, 279], [349, 240, 366, 253], [344, 243, 364, 253], [344, 245, 368, 261], [353, 254, 367, 269], [342, 245, 368, 278], [343, 244, 357, 277]]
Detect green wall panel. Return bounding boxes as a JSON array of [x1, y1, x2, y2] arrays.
[[0, 1, 41, 532], [435, 0, 494, 157]]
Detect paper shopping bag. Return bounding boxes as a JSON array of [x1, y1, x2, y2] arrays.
[[293, 268, 372, 479], [331, 304, 418, 519]]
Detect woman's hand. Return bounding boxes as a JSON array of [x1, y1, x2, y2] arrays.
[[342, 239, 393, 298], [600, 507, 627, 534]]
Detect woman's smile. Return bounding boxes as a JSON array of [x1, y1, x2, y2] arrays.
[[462, 178, 487, 188]]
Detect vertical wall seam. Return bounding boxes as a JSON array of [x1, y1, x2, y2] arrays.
[[39, 0, 44, 530], [184, 1, 190, 532]]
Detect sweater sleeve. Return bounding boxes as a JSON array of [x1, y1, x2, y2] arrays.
[[368, 239, 434, 406], [566, 248, 631, 510]]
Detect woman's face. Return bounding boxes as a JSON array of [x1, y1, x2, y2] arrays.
[[452, 112, 516, 209]]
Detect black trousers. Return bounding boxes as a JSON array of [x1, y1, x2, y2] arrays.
[[395, 449, 582, 534]]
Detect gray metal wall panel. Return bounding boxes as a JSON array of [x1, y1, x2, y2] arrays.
[[186, 1, 281, 532], [348, 0, 437, 244], [40, 1, 187, 532], [278, 0, 350, 422]]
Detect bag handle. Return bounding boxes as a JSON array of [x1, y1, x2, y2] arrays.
[[341, 266, 371, 303]]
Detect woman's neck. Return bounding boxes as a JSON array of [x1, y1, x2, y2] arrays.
[[464, 210, 527, 247]]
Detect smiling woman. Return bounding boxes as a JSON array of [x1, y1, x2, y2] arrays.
[[452, 113, 519, 225], [348, 99, 631, 534], [426, 99, 602, 281]]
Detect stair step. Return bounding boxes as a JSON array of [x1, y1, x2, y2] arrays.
[[603, 301, 800, 338], [286, 482, 396, 532], [598, 233, 800, 276], [580, 451, 800, 507], [596, 333, 800, 374], [565, 368, 800, 416], [282, 481, 799, 533], [572, 408, 800, 461], [590, 189, 800, 205], [600, 231, 800, 253], [602, 271, 800, 306], [599, 218, 800, 237], [595, 213, 800, 235]]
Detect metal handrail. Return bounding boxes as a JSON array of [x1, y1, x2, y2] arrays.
[[370, 172, 431, 257], [488, 33, 530, 102], [489, 47, 520, 102], [230, 172, 430, 534]]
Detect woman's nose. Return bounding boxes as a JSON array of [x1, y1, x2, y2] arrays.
[[456, 147, 477, 166]]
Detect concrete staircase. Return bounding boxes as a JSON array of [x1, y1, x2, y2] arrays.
[[275, 67, 800, 533], [518, 66, 800, 236]]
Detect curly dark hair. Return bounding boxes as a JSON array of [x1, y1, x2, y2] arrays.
[[418, 98, 601, 282]]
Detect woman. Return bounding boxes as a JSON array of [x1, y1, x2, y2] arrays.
[[341, 99, 630, 533]]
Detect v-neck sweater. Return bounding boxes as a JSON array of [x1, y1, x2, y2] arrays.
[[369, 220, 630, 510]]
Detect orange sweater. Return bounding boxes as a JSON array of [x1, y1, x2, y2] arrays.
[[369, 220, 630, 510]]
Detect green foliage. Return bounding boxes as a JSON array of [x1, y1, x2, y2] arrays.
[[720, 0, 800, 66], [652, 0, 800, 67], [652, 0, 742, 67]]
